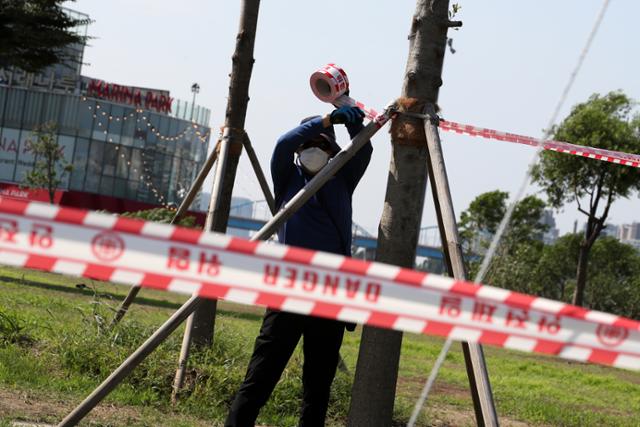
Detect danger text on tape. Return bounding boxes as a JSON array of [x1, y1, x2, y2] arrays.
[[1, 197, 639, 371]]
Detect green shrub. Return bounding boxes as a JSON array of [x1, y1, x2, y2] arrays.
[[0, 309, 35, 347], [121, 208, 197, 228]]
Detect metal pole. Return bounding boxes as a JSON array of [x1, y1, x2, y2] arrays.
[[110, 141, 220, 327], [407, 338, 453, 427], [421, 104, 498, 426], [242, 133, 276, 215], [58, 114, 392, 425]]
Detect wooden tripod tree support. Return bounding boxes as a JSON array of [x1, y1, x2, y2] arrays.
[[56, 104, 395, 426], [348, 1, 498, 426], [57, 1, 499, 424]]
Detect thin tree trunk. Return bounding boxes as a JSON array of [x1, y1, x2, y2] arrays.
[[348, 1, 451, 425], [190, 0, 261, 347], [572, 240, 591, 306], [572, 188, 611, 307]]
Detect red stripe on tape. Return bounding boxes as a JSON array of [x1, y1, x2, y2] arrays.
[[199, 282, 231, 300], [614, 318, 639, 330], [141, 273, 172, 290], [0, 197, 28, 215], [505, 293, 537, 310], [54, 207, 87, 224], [368, 311, 397, 328], [227, 237, 260, 254], [283, 246, 315, 264], [83, 263, 116, 282], [339, 258, 371, 275], [480, 331, 509, 347], [394, 269, 426, 287], [113, 217, 145, 234], [450, 281, 481, 297], [588, 349, 619, 366], [255, 293, 287, 308], [534, 340, 564, 355], [310, 302, 343, 319], [424, 320, 454, 338], [24, 254, 56, 271], [170, 227, 202, 245], [559, 305, 589, 320]]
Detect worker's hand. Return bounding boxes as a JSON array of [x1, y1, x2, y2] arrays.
[[329, 106, 365, 125]]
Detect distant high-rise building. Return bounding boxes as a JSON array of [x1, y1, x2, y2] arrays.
[[540, 210, 560, 244], [618, 222, 640, 241], [601, 223, 619, 238], [616, 222, 640, 252]]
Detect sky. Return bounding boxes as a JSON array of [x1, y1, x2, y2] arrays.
[[64, 0, 640, 237]]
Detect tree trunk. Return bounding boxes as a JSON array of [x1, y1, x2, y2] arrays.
[[347, 1, 451, 425], [572, 240, 590, 306], [190, 0, 261, 347]]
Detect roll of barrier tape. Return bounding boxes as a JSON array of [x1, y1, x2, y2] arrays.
[[310, 63, 349, 102]]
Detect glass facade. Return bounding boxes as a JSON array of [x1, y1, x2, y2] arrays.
[[0, 85, 210, 207]]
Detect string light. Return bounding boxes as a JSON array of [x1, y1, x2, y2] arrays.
[[79, 96, 207, 209], [81, 97, 211, 143]]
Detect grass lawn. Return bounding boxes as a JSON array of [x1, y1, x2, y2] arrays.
[[1, 265, 639, 426]]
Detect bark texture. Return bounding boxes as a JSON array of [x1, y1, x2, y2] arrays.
[[191, 0, 261, 347], [347, 1, 450, 425]]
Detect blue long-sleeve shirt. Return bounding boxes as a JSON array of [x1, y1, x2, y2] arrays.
[[270, 116, 372, 256]]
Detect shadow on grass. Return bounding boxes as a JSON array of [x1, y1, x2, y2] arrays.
[[0, 274, 264, 322]]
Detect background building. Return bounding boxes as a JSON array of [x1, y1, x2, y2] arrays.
[[0, 9, 211, 214], [540, 209, 560, 244], [617, 222, 640, 251]]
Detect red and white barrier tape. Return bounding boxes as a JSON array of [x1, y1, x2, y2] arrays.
[[439, 120, 640, 168], [1, 197, 639, 371], [309, 64, 640, 169]]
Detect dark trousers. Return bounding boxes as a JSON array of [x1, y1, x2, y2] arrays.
[[225, 309, 345, 427]]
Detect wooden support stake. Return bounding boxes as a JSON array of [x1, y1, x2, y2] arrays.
[[423, 104, 499, 426]]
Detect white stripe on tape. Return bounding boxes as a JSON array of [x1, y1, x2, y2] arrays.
[[84, 211, 118, 228], [394, 317, 427, 334], [26, 203, 58, 219], [54, 260, 87, 277], [225, 289, 259, 305], [168, 279, 202, 295], [504, 336, 538, 353]]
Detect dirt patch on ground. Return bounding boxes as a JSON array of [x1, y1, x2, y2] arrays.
[[0, 389, 212, 427], [424, 404, 533, 427], [1, 386, 537, 427], [395, 379, 539, 427]]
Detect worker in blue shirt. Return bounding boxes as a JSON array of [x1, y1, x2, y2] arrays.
[[225, 105, 369, 427]]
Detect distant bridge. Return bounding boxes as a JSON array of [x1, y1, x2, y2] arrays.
[[226, 215, 445, 273]]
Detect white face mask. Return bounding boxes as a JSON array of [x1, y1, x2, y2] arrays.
[[298, 147, 330, 174]]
